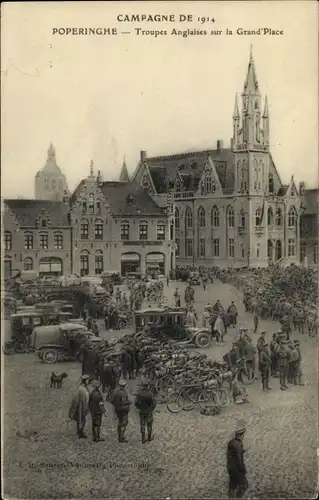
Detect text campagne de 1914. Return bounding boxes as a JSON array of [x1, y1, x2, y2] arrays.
[[52, 14, 284, 38]]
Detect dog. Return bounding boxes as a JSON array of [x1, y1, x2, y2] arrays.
[[50, 372, 68, 389]]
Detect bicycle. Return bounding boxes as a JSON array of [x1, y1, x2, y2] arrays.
[[166, 378, 220, 413]]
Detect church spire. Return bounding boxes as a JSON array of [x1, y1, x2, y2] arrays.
[[48, 142, 56, 159], [233, 93, 240, 119], [119, 157, 130, 182], [89, 160, 94, 177], [243, 45, 259, 94], [263, 95, 269, 118]]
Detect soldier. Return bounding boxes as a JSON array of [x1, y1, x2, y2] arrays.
[[88, 380, 106, 442], [294, 340, 304, 386], [270, 333, 279, 376], [259, 342, 271, 391], [236, 329, 246, 359], [257, 331, 266, 366], [287, 341, 294, 383], [289, 341, 299, 385], [111, 379, 131, 443], [223, 342, 239, 371], [134, 378, 157, 443], [69, 374, 90, 439], [277, 340, 289, 390], [120, 347, 131, 380], [253, 312, 259, 333], [227, 301, 238, 327], [227, 420, 248, 499]]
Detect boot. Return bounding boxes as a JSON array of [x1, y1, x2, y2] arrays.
[[117, 426, 122, 442], [96, 427, 105, 442], [141, 427, 147, 444], [147, 423, 154, 442], [120, 427, 128, 443], [92, 426, 97, 442]]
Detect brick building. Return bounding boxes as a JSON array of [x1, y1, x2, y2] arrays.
[[3, 199, 72, 277], [131, 49, 302, 268], [300, 185, 319, 268]]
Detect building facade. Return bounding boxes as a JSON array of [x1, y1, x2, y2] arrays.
[[69, 163, 173, 276], [131, 50, 301, 268], [35, 143, 69, 201], [3, 199, 72, 277], [300, 185, 319, 268]]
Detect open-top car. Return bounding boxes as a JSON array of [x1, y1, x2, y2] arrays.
[[33, 322, 101, 364], [133, 306, 212, 348]]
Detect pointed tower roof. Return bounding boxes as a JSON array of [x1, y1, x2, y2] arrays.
[[233, 94, 240, 118], [42, 142, 63, 175], [243, 45, 259, 94], [263, 95, 269, 118], [119, 158, 130, 182], [89, 160, 94, 177]]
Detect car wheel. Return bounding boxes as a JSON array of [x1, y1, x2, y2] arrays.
[[42, 348, 59, 364], [194, 332, 212, 348]]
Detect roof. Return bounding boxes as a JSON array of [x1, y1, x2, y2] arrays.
[[147, 148, 234, 194], [119, 161, 130, 182], [100, 181, 165, 215], [4, 199, 70, 227], [302, 188, 319, 215]]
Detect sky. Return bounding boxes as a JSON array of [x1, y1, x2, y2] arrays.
[[1, 1, 318, 198]]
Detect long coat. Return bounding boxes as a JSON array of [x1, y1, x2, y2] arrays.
[[69, 384, 90, 426]]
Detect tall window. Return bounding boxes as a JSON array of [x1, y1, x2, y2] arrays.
[[175, 238, 180, 257], [205, 172, 212, 194], [186, 207, 193, 228], [268, 173, 274, 194], [54, 233, 63, 249], [4, 231, 12, 250], [212, 206, 219, 227], [121, 221, 130, 240], [44, 178, 49, 189], [89, 194, 94, 213], [198, 207, 205, 228], [82, 201, 87, 214], [41, 219, 47, 228], [175, 208, 180, 230], [300, 243, 306, 262], [80, 252, 89, 276], [80, 220, 89, 240], [228, 238, 235, 257], [199, 238, 206, 257], [186, 238, 193, 257], [275, 208, 282, 226], [267, 208, 273, 226], [288, 238, 295, 257], [227, 206, 235, 227], [39, 233, 48, 249], [24, 233, 33, 250], [139, 221, 148, 240], [24, 257, 33, 271], [157, 221, 165, 240], [95, 252, 104, 275], [240, 210, 245, 227], [213, 238, 220, 257], [255, 208, 262, 226], [95, 220, 103, 240], [313, 245, 318, 264], [288, 207, 297, 227], [96, 201, 101, 214], [52, 179, 56, 189], [241, 246, 245, 258]]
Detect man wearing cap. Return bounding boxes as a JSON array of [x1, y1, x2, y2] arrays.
[[287, 341, 295, 384], [111, 379, 131, 443], [89, 380, 106, 442], [227, 301, 238, 328], [277, 340, 289, 390], [288, 341, 299, 385], [227, 420, 248, 499], [294, 340, 304, 385], [69, 375, 90, 439], [253, 311, 259, 333], [270, 333, 279, 377], [259, 342, 272, 391], [223, 342, 238, 371], [236, 329, 246, 359], [134, 379, 157, 443]]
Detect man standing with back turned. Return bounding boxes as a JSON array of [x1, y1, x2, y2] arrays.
[[227, 420, 248, 499]]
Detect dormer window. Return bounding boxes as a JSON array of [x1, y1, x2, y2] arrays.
[[127, 194, 134, 205], [41, 219, 47, 228]]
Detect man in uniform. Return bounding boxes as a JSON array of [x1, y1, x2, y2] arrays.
[[294, 340, 304, 386], [134, 378, 157, 443], [69, 374, 90, 439], [259, 342, 271, 391], [277, 340, 289, 390], [253, 311, 259, 333], [257, 331, 266, 370], [236, 329, 246, 359], [287, 341, 295, 384], [227, 301, 238, 327], [223, 342, 239, 371], [243, 337, 255, 381], [88, 380, 106, 442], [270, 333, 278, 377], [111, 379, 131, 443], [288, 341, 299, 385], [226, 420, 248, 499]]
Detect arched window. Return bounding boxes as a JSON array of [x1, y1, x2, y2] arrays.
[[94, 219, 103, 240], [4, 231, 12, 251], [157, 221, 165, 240], [24, 257, 33, 270], [175, 207, 180, 230], [139, 221, 148, 240], [89, 193, 94, 213], [267, 207, 273, 226], [121, 221, 130, 240], [80, 250, 89, 276], [227, 206, 235, 227], [211, 206, 219, 227], [198, 206, 205, 228], [268, 173, 274, 194], [240, 210, 245, 228], [185, 207, 193, 229], [275, 208, 282, 226], [255, 208, 262, 226], [80, 219, 89, 240], [95, 250, 104, 275], [205, 172, 212, 194], [288, 206, 297, 227]]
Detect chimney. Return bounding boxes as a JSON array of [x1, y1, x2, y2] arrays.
[[140, 150, 147, 163], [299, 182, 305, 196], [217, 140, 224, 151]]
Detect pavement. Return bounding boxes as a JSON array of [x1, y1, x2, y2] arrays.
[[3, 279, 318, 499]]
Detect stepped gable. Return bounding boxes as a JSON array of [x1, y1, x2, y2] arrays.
[[4, 199, 70, 227], [100, 181, 165, 215], [147, 147, 234, 193]]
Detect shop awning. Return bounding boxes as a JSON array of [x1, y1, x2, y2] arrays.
[[146, 253, 165, 263], [121, 253, 140, 262]]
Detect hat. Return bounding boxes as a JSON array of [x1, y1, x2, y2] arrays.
[[243, 328, 248, 332], [81, 374, 90, 382], [235, 419, 246, 434], [119, 379, 127, 387], [92, 379, 101, 389]]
